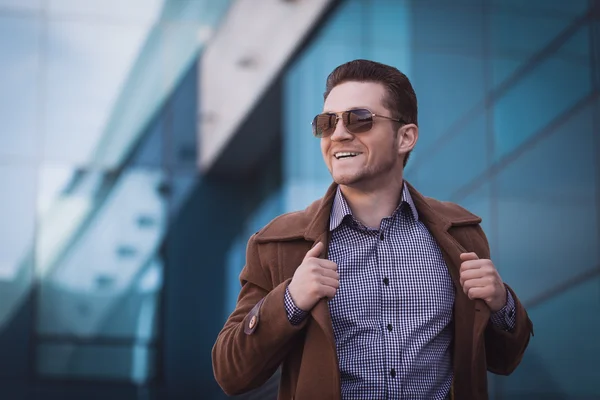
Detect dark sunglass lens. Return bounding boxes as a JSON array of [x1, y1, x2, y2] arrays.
[[313, 114, 335, 137], [345, 109, 373, 133]]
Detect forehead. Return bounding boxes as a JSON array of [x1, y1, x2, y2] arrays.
[[323, 81, 387, 113]]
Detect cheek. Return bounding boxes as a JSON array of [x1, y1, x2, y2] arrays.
[[320, 139, 329, 158]]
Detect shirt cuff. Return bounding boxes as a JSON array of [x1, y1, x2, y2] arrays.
[[490, 287, 516, 331], [284, 286, 309, 326]]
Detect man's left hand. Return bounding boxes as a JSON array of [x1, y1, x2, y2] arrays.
[[459, 252, 507, 313]]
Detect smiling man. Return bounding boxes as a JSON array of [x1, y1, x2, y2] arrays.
[[213, 59, 533, 400]]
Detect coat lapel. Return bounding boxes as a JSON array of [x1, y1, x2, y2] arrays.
[[303, 183, 338, 355], [406, 182, 491, 360]]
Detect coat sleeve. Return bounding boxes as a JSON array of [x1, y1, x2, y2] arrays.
[[472, 225, 534, 375], [212, 234, 308, 395]]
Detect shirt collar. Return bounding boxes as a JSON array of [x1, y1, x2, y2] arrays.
[[329, 182, 419, 231]]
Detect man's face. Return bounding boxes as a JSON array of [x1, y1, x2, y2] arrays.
[[321, 81, 403, 190]]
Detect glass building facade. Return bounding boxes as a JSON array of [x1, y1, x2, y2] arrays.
[[226, 1, 600, 398], [0, 0, 598, 399]]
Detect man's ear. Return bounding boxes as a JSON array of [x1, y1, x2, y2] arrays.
[[397, 124, 418, 156]]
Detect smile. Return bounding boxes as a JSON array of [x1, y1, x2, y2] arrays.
[[334, 152, 361, 159]]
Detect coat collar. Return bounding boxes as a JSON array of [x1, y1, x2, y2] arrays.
[[254, 180, 481, 244]]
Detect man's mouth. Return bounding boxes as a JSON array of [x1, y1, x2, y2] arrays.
[[334, 152, 361, 160]]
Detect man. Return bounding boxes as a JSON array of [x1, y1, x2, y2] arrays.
[[212, 59, 533, 400]]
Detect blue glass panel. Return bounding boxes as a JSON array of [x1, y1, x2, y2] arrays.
[[369, 0, 410, 48], [410, 1, 484, 54], [0, 15, 40, 160], [42, 19, 152, 166], [225, 236, 246, 319], [491, 21, 590, 87], [129, 109, 165, 168], [490, 0, 589, 17], [493, 55, 591, 160], [168, 171, 198, 218], [317, 0, 365, 44], [0, 0, 42, 11], [36, 168, 166, 340], [498, 277, 600, 398], [37, 343, 156, 382], [365, 46, 412, 80], [168, 60, 198, 171], [415, 113, 488, 202], [494, 104, 597, 302], [0, 164, 36, 378], [411, 53, 485, 149]]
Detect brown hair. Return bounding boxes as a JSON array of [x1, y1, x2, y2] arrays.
[[323, 59, 417, 166]]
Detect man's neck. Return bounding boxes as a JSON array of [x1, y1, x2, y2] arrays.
[[339, 176, 405, 229]]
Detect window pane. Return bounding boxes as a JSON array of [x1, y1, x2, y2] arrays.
[[491, 21, 590, 87], [494, 104, 598, 303], [42, 19, 153, 166], [411, 53, 486, 150], [36, 343, 156, 382], [36, 168, 165, 341], [415, 113, 488, 201], [493, 51, 591, 160], [490, 0, 589, 17], [47, 0, 163, 24], [0, 164, 36, 378], [411, 1, 484, 54], [0, 0, 42, 12], [0, 15, 40, 160], [498, 277, 600, 398]]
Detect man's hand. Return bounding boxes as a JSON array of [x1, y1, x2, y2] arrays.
[[288, 242, 339, 311], [459, 252, 507, 313]]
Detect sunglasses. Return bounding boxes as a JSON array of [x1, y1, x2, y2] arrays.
[[312, 108, 405, 138]]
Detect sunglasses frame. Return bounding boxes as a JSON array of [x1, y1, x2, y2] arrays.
[[312, 108, 405, 138]]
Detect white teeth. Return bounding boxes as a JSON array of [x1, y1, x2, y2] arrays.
[[335, 152, 359, 159]]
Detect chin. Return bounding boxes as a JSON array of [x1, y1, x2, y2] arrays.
[[332, 173, 364, 187]]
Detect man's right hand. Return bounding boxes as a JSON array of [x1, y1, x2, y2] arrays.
[[287, 242, 339, 311]]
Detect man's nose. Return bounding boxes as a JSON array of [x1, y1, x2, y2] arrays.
[[330, 117, 353, 141]]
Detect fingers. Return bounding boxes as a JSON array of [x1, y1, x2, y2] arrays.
[[321, 285, 338, 299], [304, 242, 324, 260], [459, 268, 489, 286], [319, 276, 340, 289], [460, 252, 479, 262], [317, 259, 338, 270], [461, 277, 492, 293], [320, 268, 339, 281], [460, 258, 494, 274], [464, 286, 493, 301]]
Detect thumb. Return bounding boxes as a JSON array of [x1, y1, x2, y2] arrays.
[[305, 242, 324, 260], [460, 252, 479, 262]]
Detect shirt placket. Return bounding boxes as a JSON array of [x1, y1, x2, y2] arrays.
[[377, 217, 402, 399]]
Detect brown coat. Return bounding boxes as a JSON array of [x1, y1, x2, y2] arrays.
[[212, 182, 533, 399]]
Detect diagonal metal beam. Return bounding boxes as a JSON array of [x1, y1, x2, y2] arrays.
[[524, 266, 600, 309], [449, 90, 599, 202], [409, 8, 593, 172]]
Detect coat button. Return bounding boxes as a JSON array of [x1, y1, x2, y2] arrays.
[[249, 315, 257, 329]]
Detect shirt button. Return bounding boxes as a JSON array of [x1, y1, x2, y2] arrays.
[[379, 232, 384, 241], [390, 368, 396, 378], [383, 277, 389, 286], [387, 324, 393, 332]]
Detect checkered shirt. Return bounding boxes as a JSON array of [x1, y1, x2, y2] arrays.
[[284, 183, 516, 399]]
